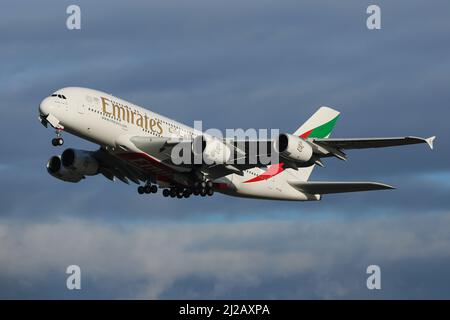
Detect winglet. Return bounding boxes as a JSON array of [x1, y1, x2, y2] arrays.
[[426, 136, 436, 150]]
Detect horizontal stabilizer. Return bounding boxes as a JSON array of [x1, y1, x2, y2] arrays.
[[288, 180, 395, 194]]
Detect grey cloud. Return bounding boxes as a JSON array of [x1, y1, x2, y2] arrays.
[[1, 213, 450, 299]]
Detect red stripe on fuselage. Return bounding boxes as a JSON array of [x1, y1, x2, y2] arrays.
[[214, 183, 230, 190], [243, 163, 285, 183]]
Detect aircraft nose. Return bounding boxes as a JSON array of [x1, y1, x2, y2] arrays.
[[39, 97, 53, 116]]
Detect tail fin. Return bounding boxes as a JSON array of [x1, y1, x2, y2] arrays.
[[293, 106, 340, 139], [289, 106, 340, 181]]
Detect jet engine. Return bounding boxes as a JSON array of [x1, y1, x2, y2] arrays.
[[191, 135, 232, 165], [47, 149, 99, 183], [46, 155, 84, 183], [275, 133, 315, 164], [61, 148, 99, 176]]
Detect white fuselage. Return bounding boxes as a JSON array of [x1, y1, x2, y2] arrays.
[[39, 87, 317, 201]]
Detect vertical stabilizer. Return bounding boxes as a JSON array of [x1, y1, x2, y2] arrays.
[[289, 106, 340, 181]]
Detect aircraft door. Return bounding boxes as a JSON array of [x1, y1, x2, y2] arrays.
[[77, 102, 85, 114], [78, 95, 94, 114]]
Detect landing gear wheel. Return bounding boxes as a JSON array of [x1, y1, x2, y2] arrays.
[[183, 190, 191, 198], [144, 185, 152, 194], [51, 138, 64, 146], [207, 188, 214, 196], [150, 185, 158, 193], [176, 193, 183, 199], [200, 188, 207, 197], [162, 189, 170, 197], [206, 180, 213, 189], [170, 189, 177, 198], [137, 186, 145, 194], [193, 188, 200, 196]]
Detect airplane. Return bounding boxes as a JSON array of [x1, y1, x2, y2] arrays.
[[38, 87, 435, 201]]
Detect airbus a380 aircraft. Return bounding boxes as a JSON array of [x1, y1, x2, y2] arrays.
[[38, 87, 435, 201]]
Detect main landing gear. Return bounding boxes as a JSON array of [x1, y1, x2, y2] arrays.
[[137, 180, 215, 199], [51, 129, 64, 146], [161, 179, 215, 199], [137, 183, 158, 195]]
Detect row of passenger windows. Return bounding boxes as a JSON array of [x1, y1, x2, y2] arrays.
[[51, 93, 67, 99], [247, 170, 258, 176]]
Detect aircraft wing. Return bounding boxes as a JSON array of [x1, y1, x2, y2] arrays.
[[92, 148, 150, 184], [104, 134, 436, 184], [92, 136, 213, 186], [288, 181, 395, 194], [312, 136, 435, 150], [129, 136, 274, 179]]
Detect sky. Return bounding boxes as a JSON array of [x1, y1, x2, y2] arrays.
[[0, 0, 449, 299]]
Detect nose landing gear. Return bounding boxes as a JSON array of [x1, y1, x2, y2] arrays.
[[51, 138, 64, 146], [51, 129, 64, 146]]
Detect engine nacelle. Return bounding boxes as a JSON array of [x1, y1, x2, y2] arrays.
[[46, 156, 84, 183], [191, 135, 232, 165], [275, 133, 314, 163], [61, 148, 99, 176]]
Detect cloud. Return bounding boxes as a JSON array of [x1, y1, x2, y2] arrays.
[[1, 212, 450, 299]]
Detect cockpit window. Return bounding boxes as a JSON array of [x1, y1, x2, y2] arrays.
[[51, 94, 67, 99]]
